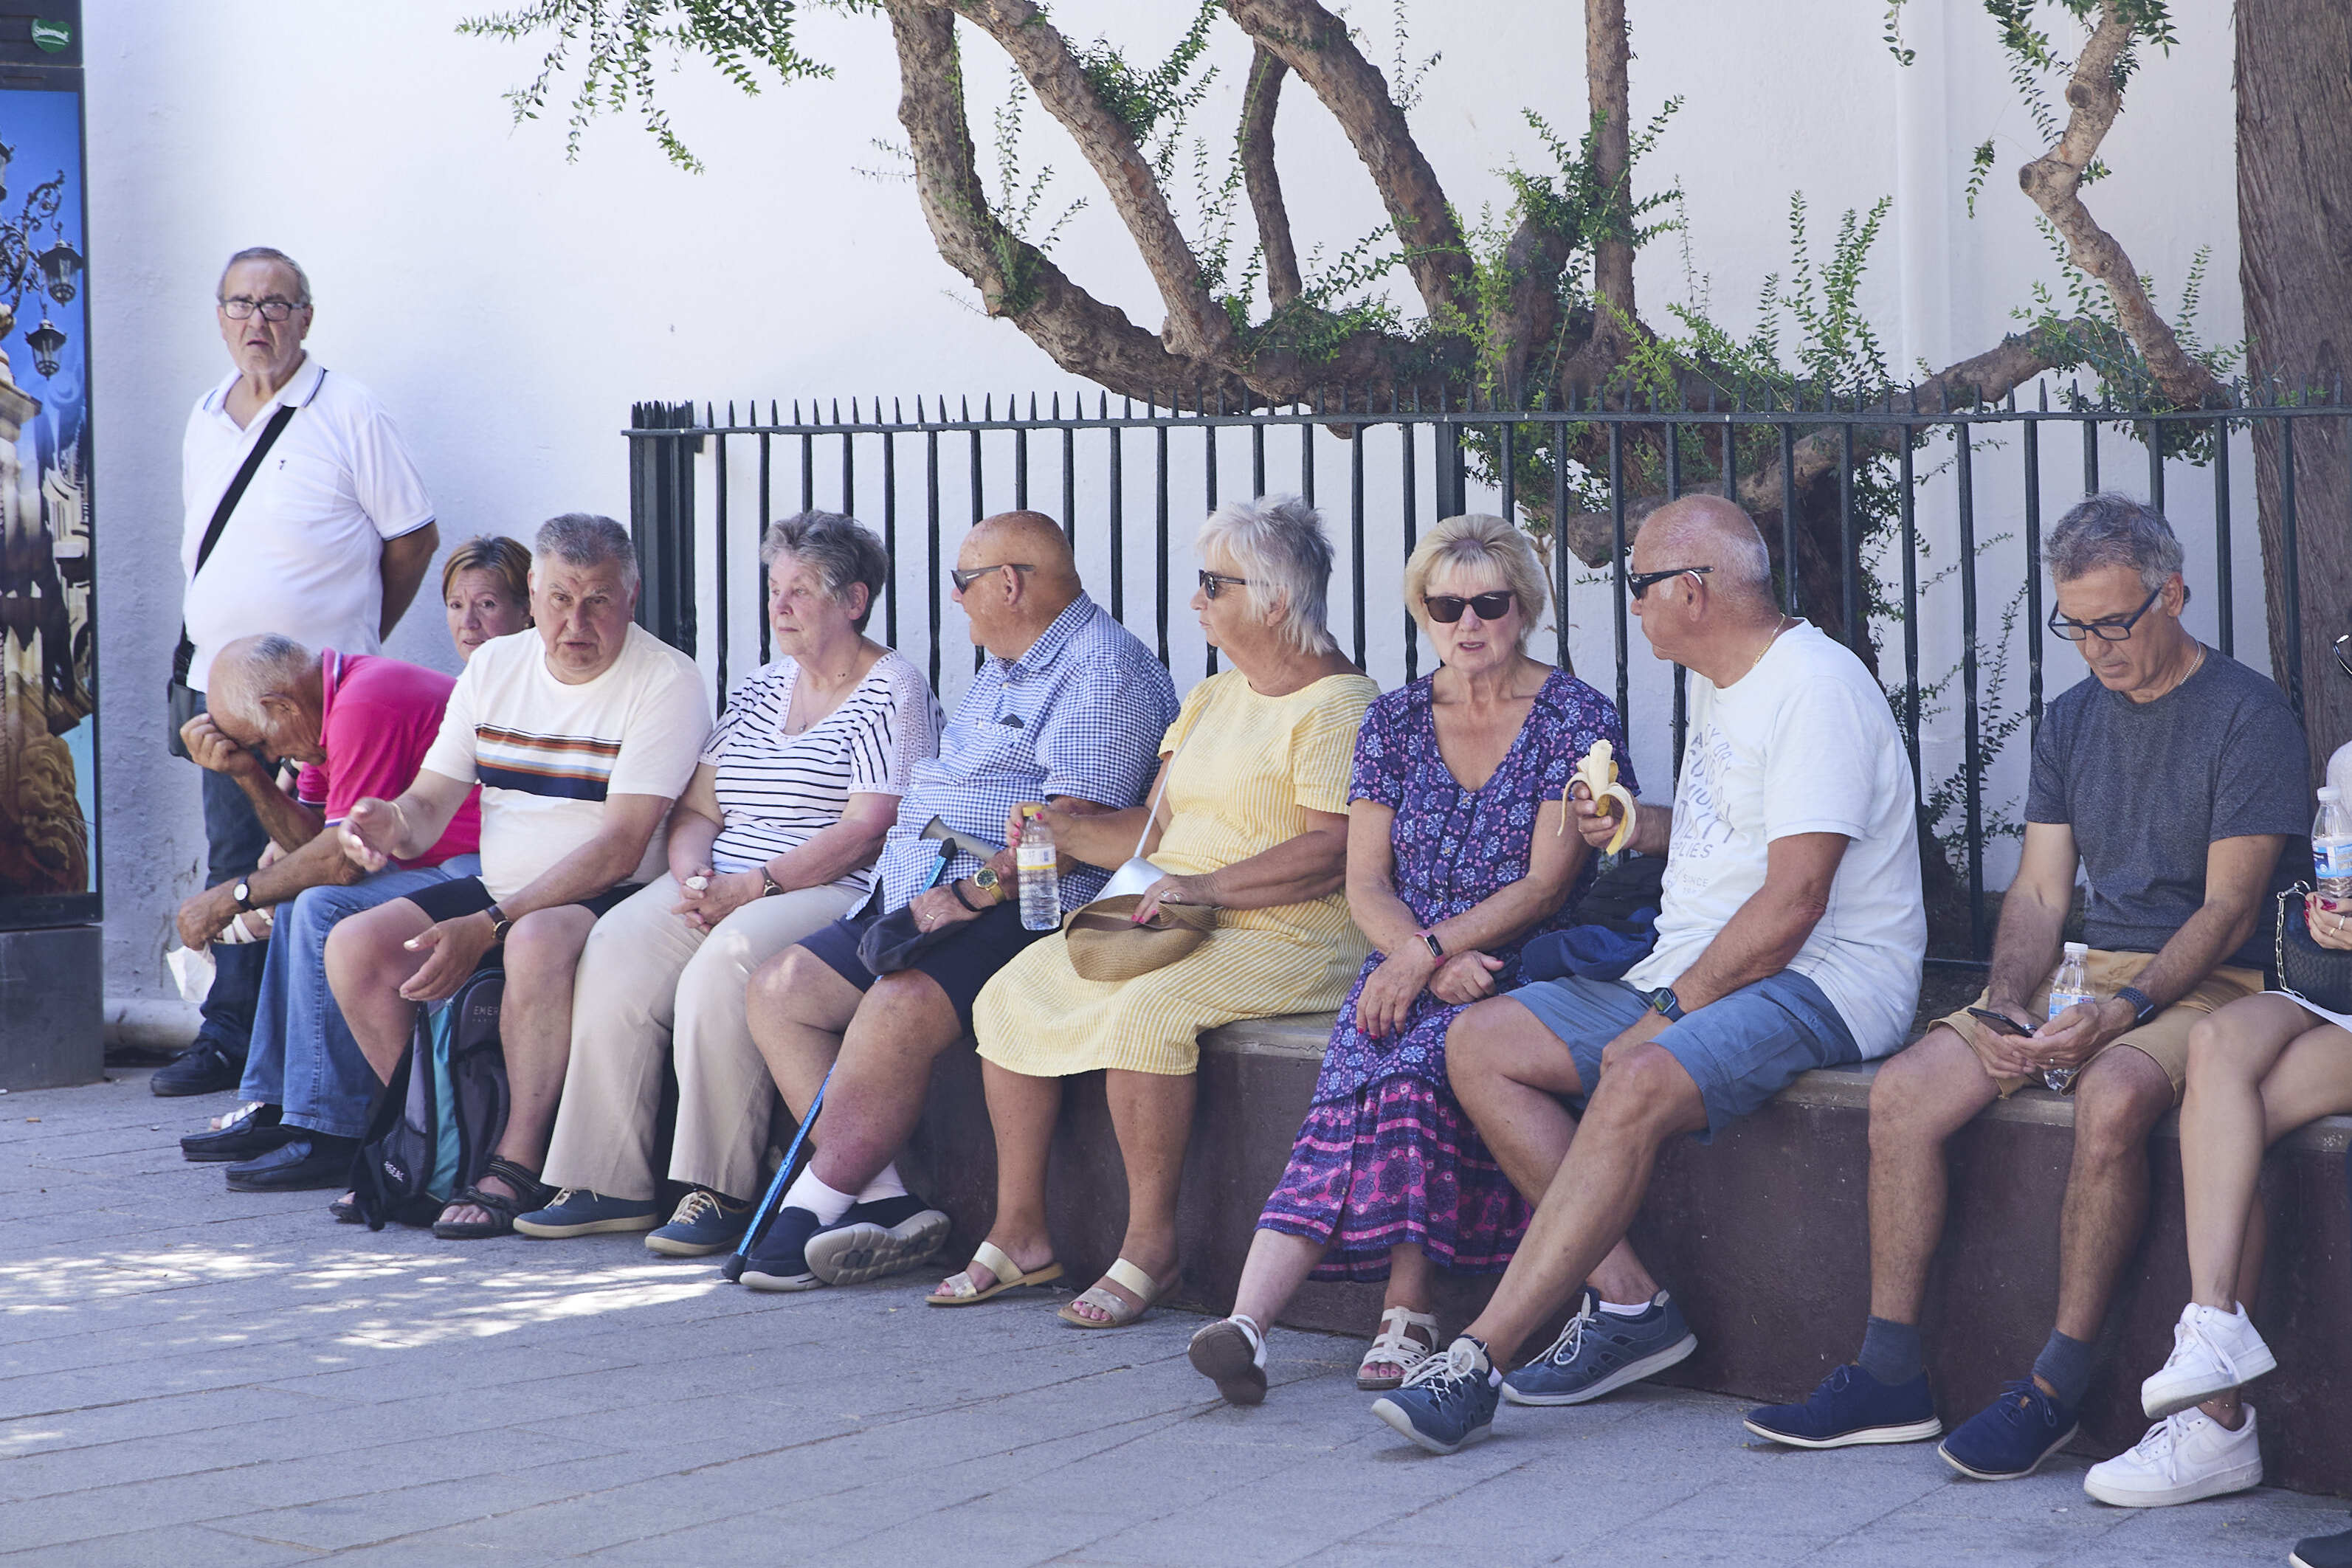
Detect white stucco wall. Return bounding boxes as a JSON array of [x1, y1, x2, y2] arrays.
[[83, 0, 2248, 1006]]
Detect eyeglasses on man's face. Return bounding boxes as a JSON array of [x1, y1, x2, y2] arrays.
[[218, 296, 307, 322], [948, 561, 1035, 593], [1424, 590, 1517, 624], [1626, 564, 1713, 601], [2047, 584, 2174, 643], [1197, 569, 1255, 601]]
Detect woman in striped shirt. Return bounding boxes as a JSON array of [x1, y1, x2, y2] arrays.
[[516, 511, 944, 1252]]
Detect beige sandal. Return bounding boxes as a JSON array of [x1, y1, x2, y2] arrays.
[[926, 1240, 1064, 1306], [1057, 1257, 1165, 1328], [1357, 1306, 1439, 1390]]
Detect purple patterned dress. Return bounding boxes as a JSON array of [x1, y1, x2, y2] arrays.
[[1257, 668, 1634, 1279]]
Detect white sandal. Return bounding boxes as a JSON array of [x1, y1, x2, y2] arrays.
[[1357, 1306, 1439, 1391]]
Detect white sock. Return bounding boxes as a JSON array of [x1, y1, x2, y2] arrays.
[[781, 1169, 856, 1226], [1599, 1296, 1654, 1317], [855, 1164, 908, 1204]]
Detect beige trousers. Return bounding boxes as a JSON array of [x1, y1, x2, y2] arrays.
[[542, 871, 863, 1201]]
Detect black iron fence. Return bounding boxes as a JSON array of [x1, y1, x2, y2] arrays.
[[627, 390, 2348, 961]]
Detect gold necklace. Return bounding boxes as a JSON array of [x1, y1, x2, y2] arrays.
[[1736, 616, 1791, 683]]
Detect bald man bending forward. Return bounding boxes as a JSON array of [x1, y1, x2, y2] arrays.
[[1373, 496, 1928, 1454], [729, 512, 1179, 1291]]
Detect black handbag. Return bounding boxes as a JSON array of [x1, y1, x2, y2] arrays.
[[168, 399, 301, 759], [2275, 883, 2352, 1017]]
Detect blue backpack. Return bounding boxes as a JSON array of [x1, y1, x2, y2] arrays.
[[350, 967, 509, 1229]]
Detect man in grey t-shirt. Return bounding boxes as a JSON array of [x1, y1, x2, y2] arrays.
[[1745, 494, 2306, 1493]]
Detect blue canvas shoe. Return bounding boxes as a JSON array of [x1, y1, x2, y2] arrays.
[[513, 1188, 662, 1238], [1371, 1336, 1500, 1454], [1743, 1364, 1942, 1448], [645, 1187, 753, 1257], [739, 1206, 825, 1292], [1501, 1288, 1697, 1406], [1939, 1378, 2079, 1480]]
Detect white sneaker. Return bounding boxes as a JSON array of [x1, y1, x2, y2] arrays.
[[2142, 1302, 2277, 1418], [2083, 1406, 2263, 1507]]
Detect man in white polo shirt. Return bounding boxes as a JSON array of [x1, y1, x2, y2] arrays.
[[159, 246, 439, 1096]]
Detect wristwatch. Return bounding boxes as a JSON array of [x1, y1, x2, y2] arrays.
[[759, 865, 782, 897], [231, 880, 254, 912], [484, 903, 514, 944], [973, 866, 1004, 904], [1419, 930, 1445, 961], [2115, 985, 2159, 1028], [1648, 986, 1686, 1022]]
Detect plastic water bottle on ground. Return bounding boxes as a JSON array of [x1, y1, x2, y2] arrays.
[[2314, 786, 2352, 902], [2043, 941, 2094, 1092], [1016, 804, 1061, 932]]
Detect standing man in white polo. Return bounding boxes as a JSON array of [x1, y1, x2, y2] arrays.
[[160, 246, 440, 1096]]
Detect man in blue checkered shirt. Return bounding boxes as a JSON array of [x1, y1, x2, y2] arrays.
[[714, 511, 1179, 1288]]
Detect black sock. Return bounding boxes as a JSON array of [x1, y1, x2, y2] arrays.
[[1858, 1316, 1923, 1386]]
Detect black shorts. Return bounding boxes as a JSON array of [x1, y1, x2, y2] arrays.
[[406, 875, 642, 927], [799, 898, 1049, 1033]]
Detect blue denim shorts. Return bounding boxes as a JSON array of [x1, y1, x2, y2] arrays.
[[1506, 970, 1862, 1141]]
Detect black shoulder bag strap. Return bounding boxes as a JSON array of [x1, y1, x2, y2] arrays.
[[171, 398, 302, 685]]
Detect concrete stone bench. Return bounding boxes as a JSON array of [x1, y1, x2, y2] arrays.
[[906, 1011, 2352, 1495]]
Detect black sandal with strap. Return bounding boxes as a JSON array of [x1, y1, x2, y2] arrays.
[[431, 1157, 551, 1240]]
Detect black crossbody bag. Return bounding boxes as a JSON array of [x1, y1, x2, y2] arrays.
[[167, 401, 300, 759], [2275, 883, 2352, 1018]]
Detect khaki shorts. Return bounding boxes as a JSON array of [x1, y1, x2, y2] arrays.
[[1931, 948, 2266, 1099]]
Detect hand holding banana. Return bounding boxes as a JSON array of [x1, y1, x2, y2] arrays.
[[1564, 739, 1638, 854]]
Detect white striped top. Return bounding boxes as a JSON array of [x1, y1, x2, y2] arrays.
[[703, 650, 945, 895]]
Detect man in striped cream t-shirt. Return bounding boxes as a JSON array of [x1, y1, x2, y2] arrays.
[[330, 514, 709, 1238]]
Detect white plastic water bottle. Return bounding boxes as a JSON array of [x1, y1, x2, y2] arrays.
[[2314, 786, 2352, 902], [1015, 804, 1061, 932], [2043, 941, 2094, 1091]]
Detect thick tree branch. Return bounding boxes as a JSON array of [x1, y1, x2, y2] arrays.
[[2017, 1, 2226, 407], [1238, 44, 1303, 310], [1222, 0, 1471, 321], [1487, 215, 1570, 402], [942, 0, 1238, 363], [885, 1, 1252, 408], [1583, 0, 1635, 348]]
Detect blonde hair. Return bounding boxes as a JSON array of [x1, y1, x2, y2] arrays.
[[441, 534, 534, 606], [1403, 514, 1550, 655]]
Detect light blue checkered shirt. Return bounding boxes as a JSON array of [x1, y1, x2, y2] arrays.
[[875, 593, 1179, 912]]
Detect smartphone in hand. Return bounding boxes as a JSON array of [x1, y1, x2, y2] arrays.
[[1966, 1006, 2032, 1037]]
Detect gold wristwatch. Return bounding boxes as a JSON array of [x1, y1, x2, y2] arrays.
[[971, 866, 1004, 904]]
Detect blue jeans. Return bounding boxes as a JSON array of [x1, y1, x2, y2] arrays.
[[197, 764, 272, 1057], [239, 856, 478, 1139], [1507, 969, 1861, 1142]]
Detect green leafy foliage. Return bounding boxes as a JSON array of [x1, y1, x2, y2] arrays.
[[1072, 1, 1220, 179]]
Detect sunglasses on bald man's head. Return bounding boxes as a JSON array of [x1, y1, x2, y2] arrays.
[[1423, 590, 1517, 624], [1625, 564, 1714, 601]]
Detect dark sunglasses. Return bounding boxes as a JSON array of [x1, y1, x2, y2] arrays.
[[948, 561, 1035, 593], [1626, 564, 1714, 601], [1423, 590, 1517, 624], [1198, 569, 1256, 601], [2047, 583, 2184, 643]]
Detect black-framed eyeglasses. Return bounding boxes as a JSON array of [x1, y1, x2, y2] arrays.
[[1198, 569, 1256, 601], [2047, 584, 2172, 643], [949, 561, 1035, 593], [2334, 632, 2351, 681], [1626, 564, 1713, 601], [218, 296, 306, 322], [1424, 590, 1517, 624]]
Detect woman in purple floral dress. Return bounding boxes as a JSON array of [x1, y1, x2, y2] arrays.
[[1187, 514, 1634, 1406]]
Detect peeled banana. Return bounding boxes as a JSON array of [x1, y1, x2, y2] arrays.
[[1565, 738, 1638, 854]]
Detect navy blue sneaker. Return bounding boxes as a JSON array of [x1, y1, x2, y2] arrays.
[[1939, 1378, 2079, 1480], [804, 1194, 953, 1285], [513, 1188, 662, 1239], [646, 1188, 752, 1257], [1371, 1336, 1500, 1454], [739, 1206, 825, 1292], [1743, 1364, 1942, 1448], [1500, 1288, 1698, 1406]]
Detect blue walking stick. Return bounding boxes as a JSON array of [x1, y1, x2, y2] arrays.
[[723, 837, 959, 1279]]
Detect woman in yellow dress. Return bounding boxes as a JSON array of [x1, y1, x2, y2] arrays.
[[934, 495, 1379, 1327]]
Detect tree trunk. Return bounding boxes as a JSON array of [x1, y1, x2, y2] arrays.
[[2238, 0, 2352, 782]]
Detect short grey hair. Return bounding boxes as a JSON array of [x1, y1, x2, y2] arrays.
[[534, 513, 639, 590], [760, 510, 892, 634], [2044, 491, 2185, 591], [1196, 494, 1337, 655], [1403, 514, 1551, 655], [216, 246, 311, 306], [207, 635, 316, 727]]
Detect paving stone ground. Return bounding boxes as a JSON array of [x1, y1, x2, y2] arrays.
[[4, 1067, 2345, 1567]]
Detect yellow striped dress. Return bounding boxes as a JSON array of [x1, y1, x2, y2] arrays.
[[972, 668, 1379, 1078]]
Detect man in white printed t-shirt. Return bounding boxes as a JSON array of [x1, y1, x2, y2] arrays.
[[1370, 494, 1924, 1457], [159, 247, 441, 1097], [328, 514, 709, 1240]]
